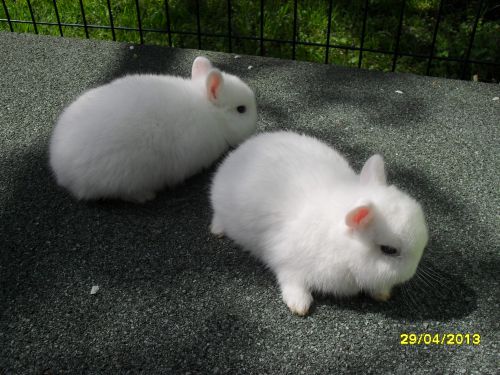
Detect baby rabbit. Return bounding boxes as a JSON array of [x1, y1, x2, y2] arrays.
[[210, 131, 428, 316], [49, 56, 257, 202]]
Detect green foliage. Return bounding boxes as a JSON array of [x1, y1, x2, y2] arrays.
[[0, 0, 498, 81]]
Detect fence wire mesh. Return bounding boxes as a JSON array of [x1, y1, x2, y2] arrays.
[[1, 0, 498, 82]]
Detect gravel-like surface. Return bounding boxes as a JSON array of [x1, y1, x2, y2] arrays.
[[0, 32, 498, 374]]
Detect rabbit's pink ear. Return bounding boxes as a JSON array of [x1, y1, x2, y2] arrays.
[[206, 70, 224, 102], [192, 56, 212, 79], [360, 154, 386, 185], [345, 204, 373, 229]]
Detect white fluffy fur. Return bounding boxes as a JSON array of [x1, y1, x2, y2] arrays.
[[49, 56, 257, 202], [210, 131, 428, 315]]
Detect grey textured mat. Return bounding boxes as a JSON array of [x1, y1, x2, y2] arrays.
[[0, 32, 499, 374]]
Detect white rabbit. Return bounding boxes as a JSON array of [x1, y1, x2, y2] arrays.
[[210, 131, 428, 316], [49, 56, 257, 202]]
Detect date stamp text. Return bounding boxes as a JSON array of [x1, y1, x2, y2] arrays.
[[400, 333, 480, 346]]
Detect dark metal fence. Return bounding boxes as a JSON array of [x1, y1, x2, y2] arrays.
[[1, 0, 498, 81]]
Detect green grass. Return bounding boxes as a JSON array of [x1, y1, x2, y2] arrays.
[[1, 0, 498, 81]]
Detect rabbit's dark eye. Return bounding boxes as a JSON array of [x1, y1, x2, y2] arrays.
[[237, 105, 246, 114], [380, 245, 399, 256]]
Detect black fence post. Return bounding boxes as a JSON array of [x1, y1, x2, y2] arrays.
[[165, 0, 172, 47], [196, 0, 202, 49], [134, 0, 144, 44], [1, 0, 13, 32], [227, 0, 232, 53], [358, 0, 369, 68], [26, 0, 38, 34], [325, 0, 333, 64], [260, 0, 264, 56], [461, 0, 484, 80], [426, 0, 444, 75], [52, 0, 63, 37], [392, 0, 406, 72], [78, 0, 89, 38], [292, 0, 298, 60], [106, 0, 116, 41]]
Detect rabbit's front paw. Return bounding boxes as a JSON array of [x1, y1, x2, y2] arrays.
[[371, 290, 392, 302], [281, 284, 313, 316], [125, 191, 156, 203], [210, 216, 225, 238]]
